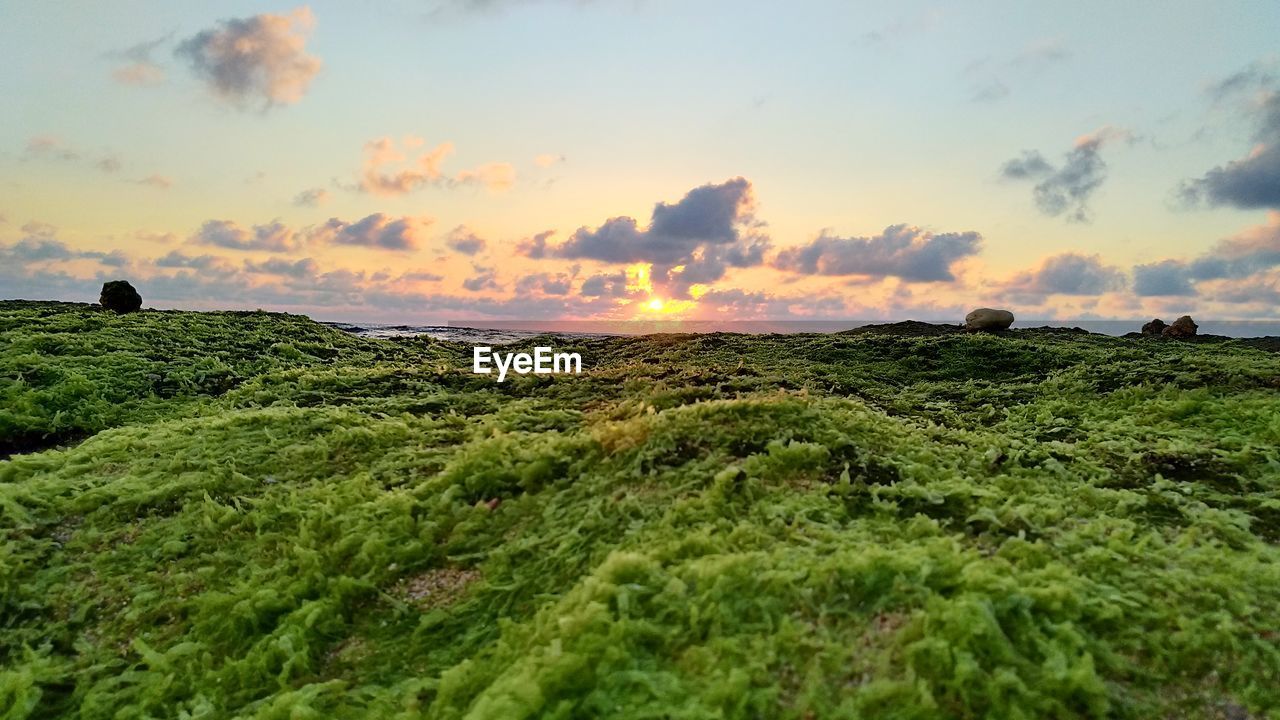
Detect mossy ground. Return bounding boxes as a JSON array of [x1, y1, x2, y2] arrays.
[[2, 300, 1278, 719]]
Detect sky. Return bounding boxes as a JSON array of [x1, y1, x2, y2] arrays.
[[2, 0, 1280, 323]]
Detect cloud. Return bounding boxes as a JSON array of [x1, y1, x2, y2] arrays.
[[425, 0, 603, 19], [1001, 253, 1126, 301], [155, 250, 232, 271], [24, 136, 80, 161], [293, 187, 330, 206], [137, 174, 173, 189], [1000, 126, 1130, 222], [1178, 143, 1280, 210], [534, 153, 564, 168], [190, 219, 301, 252], [535, 177, 769, 295], [515, 272, 572, 296], [176, 7, 321, 109], [579, 271, 628, 297], [1132, 260, 1197, 296], [516, 230, 555, 259], [455, 162, 516, 191], [1179, 62, 1280, 210], [358, 136, 515, 195], [134, 231, 177, 245], [463, 265, 500, 292], [24, 135, 135, 176], [773, 224, 981, 282], [109, 36, 169, 86], [858, 8, 941, 47], [244, 256, 319, 278], [999, 151, 1053, 179], [0, 223, 129, 268], [1131, 213, 1280, 296], [360, 137, 452, 195], [312, 213, 431, 251], [445, 226, 487, 255], [113, 62, 166, 86], [398, 270, 445, 282], [965, 40, 1070, 103]]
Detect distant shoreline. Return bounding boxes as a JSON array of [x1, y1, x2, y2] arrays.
[[3, 300, 1278, 347], [323, 318, 1280, 353]]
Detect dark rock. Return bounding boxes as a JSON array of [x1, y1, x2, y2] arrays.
[[840, 320, 963, 337], [1162, 315, 1198, 339], [99, 280, 142, 314], [964, 308, 1015, 332], [1141, 318, 1167, 335]]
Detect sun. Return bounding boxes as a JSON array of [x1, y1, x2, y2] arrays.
[[647, 298, 665, 311]]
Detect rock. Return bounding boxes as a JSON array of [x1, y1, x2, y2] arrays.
[[1162, 315, 1198, 339], [964, 308, 1014, 332], [1141, 318, 1167, 335], [99, 280, 142, 314]]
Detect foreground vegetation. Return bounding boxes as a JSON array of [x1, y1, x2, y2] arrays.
[[2, 300, 1278, 719]]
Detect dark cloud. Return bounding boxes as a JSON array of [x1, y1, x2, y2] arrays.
[[190, 219, 301, 252], [1001, 127, 1129, 222], [445, 226, 487, 255], [312, 214, 430, 251], [155, 250, 231, 271], [536, 177, 769, 296], [1178, 143, 1280, 210], [515, 272, 572, 296], [462, 265, 500, 292], [292, 187, 330, 207], [1132, 260, 1196, 296], [578, 271, 628, 298], [398, 270, 445, 282], [0, 223, 129, 267], [1002, 253, 1126, 300], [1131, 214, 1280, 296], [516, 230, 555, 259], [1179, 63, 1280, 210], [772, 224, 981, 282], [176, 7, 321, 109], [1188, 216, 1280, 280], [999, 151, 1053, 180], [695, 288, 850, 319], [244, 257, 319, 278]]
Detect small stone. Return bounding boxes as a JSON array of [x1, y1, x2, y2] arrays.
[[1162, 315, 1198, 339], [964, 308, 1015, 332], [99, 280, 142, 314], [1140, 318, 1167, 335]]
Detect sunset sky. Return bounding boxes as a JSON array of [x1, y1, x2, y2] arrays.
[[3, 1, 1280, 322]]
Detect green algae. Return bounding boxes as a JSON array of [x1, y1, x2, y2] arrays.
[[1, 301, 1278, 719]]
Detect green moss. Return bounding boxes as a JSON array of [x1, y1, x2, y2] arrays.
[[1, 300, 1278, 719]]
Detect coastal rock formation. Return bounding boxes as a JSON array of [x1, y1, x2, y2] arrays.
[[1141, 318, 1167, 336], [1162, 315, 1198, 339], [99, 280, 142, 314], [965, 308, 1014, 332]]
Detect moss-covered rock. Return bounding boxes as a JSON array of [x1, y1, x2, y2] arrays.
[[1, 301, 1278, 719]]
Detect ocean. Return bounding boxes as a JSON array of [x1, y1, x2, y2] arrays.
[[326, 319, 1280, 344]]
